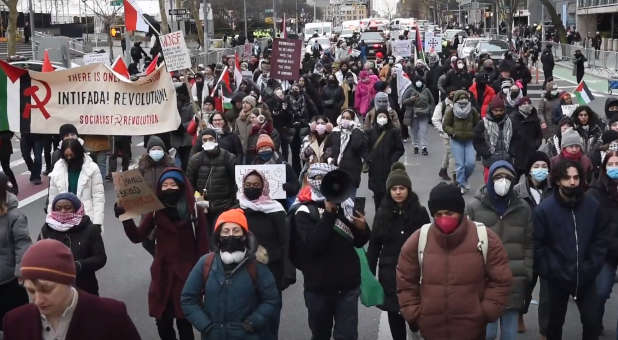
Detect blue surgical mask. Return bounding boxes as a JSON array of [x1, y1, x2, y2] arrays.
[[530, 168, 549, 182], [607, 166, 618, 180], [149, 149, 165, 162]]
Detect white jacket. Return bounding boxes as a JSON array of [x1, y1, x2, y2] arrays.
[[432, 98, 453, 138], [48, 155, 105, 225]]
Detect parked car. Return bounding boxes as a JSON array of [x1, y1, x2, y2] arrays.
[[457, 37, 488, 59], [359, 30, 386, 59], [443, 29, 468, 43]]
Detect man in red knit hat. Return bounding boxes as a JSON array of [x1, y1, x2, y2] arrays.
[[2, 239, 141, 340]]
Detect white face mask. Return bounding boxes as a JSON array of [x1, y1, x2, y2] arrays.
[[386, 88, 392, 94], [493, 178, 512, 197], [457, 63, 464, 70], [202, 141, 218, 151], [415, 81, 422, 88], [376, 117, 388, 126], [149, 149, 164, 162], [340, 119, 353, 129]]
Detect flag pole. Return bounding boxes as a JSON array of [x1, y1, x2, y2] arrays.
[[142, 15, 161, 36]]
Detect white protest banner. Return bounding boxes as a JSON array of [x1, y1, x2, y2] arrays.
[[425, 33, 442, 53], [392, 40, 412, 57], [234, 164, 286, 199], [21, 62, 180, 135], [160, 31, 192, 72], [562, 104, 578, 117], [83, 52, 110, 65]]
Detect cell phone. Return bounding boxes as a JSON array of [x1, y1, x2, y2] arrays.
[[354, 197, 366, 215]]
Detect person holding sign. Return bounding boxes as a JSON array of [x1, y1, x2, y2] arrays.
[[115, 168, 210, 340], [47, 139, 105, 231], [39, 192, 107, 296]]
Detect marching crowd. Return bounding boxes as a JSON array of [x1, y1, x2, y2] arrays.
[[2, 33, 618, 340]]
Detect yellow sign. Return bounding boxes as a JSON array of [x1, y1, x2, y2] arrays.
[[111, 28, 117, 37], [265, 17, 273, 24]]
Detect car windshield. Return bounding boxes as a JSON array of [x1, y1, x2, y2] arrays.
[[360, 32, 384, 41], [445, 30, 463, 41], [463, 40, 481, 48], [479, 41, 509, 52], [341, 30, 354, 35]]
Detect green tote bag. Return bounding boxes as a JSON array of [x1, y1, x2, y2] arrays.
[[355, 247, 385, 307]]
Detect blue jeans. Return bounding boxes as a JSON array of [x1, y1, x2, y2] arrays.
[[92, 151, 108, 178], [304, 288, 359, 340], [486, 308, 519, 340], [450, 139, 476, 186], [596, 262, 616, 326]]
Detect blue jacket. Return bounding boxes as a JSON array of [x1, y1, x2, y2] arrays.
[[533, 191, 608, 296], [181, 253, 280, 340]]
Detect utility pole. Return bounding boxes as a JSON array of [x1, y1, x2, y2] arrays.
[[273, 0, 276, 34], [295, 0, 298, 33], [313, 0, 316, 22], [243, 0, 247, 43]]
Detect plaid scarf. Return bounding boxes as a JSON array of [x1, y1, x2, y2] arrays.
[[46, 205, 85, 232]]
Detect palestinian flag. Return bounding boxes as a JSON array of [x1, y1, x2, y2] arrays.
[[415, 26, 425, 63], [0, 59, 30, 133], [574, 80, 595, 105], [234, 53, 243, 91], [211, 66, 233, 112]]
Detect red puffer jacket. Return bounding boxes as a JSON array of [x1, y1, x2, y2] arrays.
[[469, 83, 496, 118]]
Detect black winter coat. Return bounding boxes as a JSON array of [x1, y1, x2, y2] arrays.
[[243, 208, 288, 290], [39, 216, 106, 295], [321, 84, 345, 123], [427, 64, 445, 104], [473, 116, 514, 167], [186, 148, 237, 215], [510, 110, 543, 174], [588, 178, 618, 266], [366, 194, 430, 311], [541, 50, 554, 74], [534, 191, 608, 296], [443, 69, 473, 92], [366, 125, 404, 193], [324, 128, 368, 188]]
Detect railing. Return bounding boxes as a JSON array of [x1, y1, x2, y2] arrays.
[[544, 41, 618, 73], [578, 0, 618, 8]]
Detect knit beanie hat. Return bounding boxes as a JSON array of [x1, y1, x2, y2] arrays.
[[146, 135, 166, 151], [374, 81, 388, 92], [375, 92, 389, 110], [428, 183, 465, 216], [58, 124, 78, 138], [561, 128, 583, 149], [159, 169, 185, 185], [20, 239, 76, 285], [386, 162, 411, 190], [214, 208, 248, 232], [526, 151, 551, 171], [200, 128, 217, 139], [52, 192, 82, 211], [256, 134, 275, 150], [242, 95, 257, 108], [453, 90, 469, 102], [489, 95, 505, 111]]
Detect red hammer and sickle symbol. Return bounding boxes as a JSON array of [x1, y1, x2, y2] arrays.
[[22, 79, 52, 120]]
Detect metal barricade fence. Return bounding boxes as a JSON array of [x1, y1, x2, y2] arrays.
[[543, 41, 618, 73]]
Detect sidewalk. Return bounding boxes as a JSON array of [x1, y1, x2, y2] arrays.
[[539, 60, 615, 94]]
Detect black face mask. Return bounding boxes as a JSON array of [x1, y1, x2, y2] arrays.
[[243, 187, 262, 201], [560, 185, 583, 199], [160, 188, 181, 206], [219, 235, 246, 253]]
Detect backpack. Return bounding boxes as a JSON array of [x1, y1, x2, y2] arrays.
[[202, 253, 258, 287], [417, 222, 488, 284]]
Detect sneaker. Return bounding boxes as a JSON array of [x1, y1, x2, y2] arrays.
[[464, 183, 471, 191], [460, 186, 465, 194], [422, 148, 428, 156], [414, 147, 419, 154], [438, 168, 450, 180]]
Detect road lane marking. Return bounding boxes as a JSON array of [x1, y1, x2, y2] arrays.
[[18, 189, 48, 208]]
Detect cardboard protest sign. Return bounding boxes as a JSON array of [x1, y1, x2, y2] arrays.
[[234, 164, 286, 199], [160, 31, 192, 72], [424, 32, 442, 53], [112, 170, 164, 221], [562, 104, 578, 117], [83, 52, 110, 65], [391, 40, 412, 57], [270, 38, 302, 81], [16, 62, 180, 135]]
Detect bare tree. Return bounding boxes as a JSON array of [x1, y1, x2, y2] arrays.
[[82, 0, 123, 62], [186, 0, 203, 47], [1, 0, 18, 56], [159, 0, 169, 34], [539, 0, 567, 43]]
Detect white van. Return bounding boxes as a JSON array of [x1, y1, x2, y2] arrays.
[[304, 22, 333, 42]]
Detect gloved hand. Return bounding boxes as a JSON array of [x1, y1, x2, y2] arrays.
[[114, 203, 126, 218]]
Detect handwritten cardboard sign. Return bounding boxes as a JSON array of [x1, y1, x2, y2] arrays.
[[160, 31, 192, 72], [234, 164, 286, 199], [83, 52, 110, 65], [562, 104, 578, 117], [112, 169, 164, 221]]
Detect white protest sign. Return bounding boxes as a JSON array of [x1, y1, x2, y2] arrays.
[[425, 33, 442, 53], [83, 52, 110, 65], [235, 164, 286, 199], [562, 104, 578, 117], [160, 31, 192, 72], [391, 40, 412, 57]]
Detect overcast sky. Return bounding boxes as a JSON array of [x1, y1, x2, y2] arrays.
[[373, 0, 399, 15]]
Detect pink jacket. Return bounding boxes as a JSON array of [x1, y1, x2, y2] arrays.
[[354, 71, 377, 116]]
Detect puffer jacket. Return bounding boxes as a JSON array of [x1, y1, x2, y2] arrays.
[[367, 193, 430, 312], [323, 126, 368, 188], [466, 186, 533, 311], [0, 193, 31, 285], [396, 217, 512, 340], [181, 253, 280, 340], [534, 190, 608, 297], [442, 101, 481, 141], [186, 147, 238, 215], [48, 155, 105, 225], [402, 85, 435, 124], [354, 71, 377, 116], [39, 215, 106, 295], [469, 82, 496, 118], [366, 122, 404, 194]]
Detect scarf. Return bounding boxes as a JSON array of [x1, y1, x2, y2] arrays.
[[294, 186, 356, 240], [561, 149, 582, 161], [238, 170, 285, 214], [453, 101, 472, 119], [335, 115, 361, 165], [46, 205, 85, 232], [506, 90, 523, 107], [483, 116, 513, 154]]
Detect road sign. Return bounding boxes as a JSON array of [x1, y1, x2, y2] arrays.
[[110, 0, 121, 6], [169, 8, 188, 16]]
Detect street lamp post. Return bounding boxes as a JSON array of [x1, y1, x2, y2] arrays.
[[243, 0, 247, 42]]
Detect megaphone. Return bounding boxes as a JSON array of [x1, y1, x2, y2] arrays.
[[320, 169, 354, 203]]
